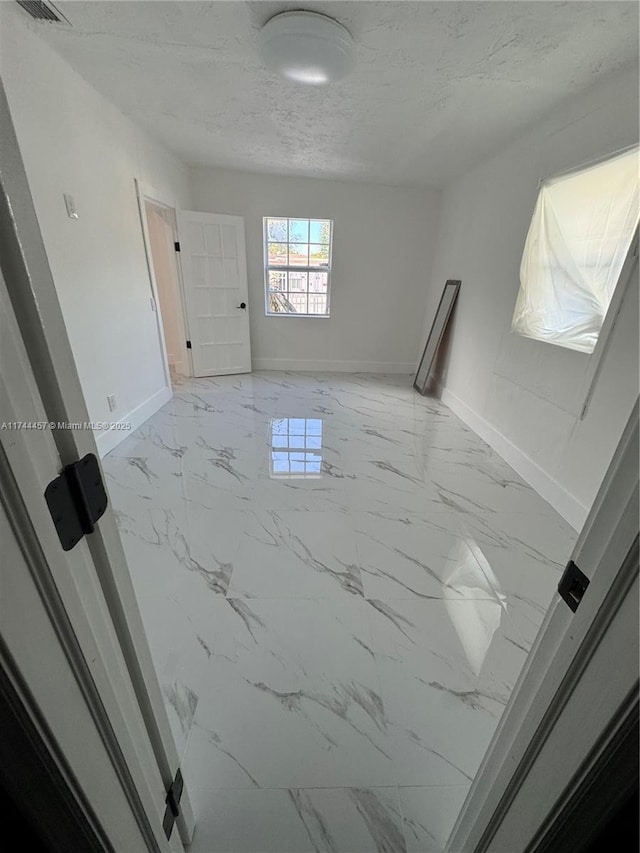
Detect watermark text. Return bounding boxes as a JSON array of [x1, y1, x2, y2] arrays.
[[1, 421, 132, 432]]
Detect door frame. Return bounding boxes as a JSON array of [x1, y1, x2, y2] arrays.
[[0, 263, 183, 852], [0, 446, 159, 853], [446, 400, 639, 852], [0, 80, 194, 847], [135, 180, 192, 380], [0, 634, 113, 853]]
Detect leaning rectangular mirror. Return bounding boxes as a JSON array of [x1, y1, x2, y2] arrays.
[[414, 280, 461, 395]]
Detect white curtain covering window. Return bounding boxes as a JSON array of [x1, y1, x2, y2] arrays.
[[512, 147, 640, 354]]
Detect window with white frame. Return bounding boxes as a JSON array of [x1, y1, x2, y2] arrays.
[[512, 147, 639, 354], [264, 217, 333, 316]]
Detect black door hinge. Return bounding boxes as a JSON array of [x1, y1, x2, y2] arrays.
[[558, 560, 590, 613], [44, 453, 108, 551], [174, 241, 181, 252], [186, 340, 192, 349], [162, 768, 183, 840]]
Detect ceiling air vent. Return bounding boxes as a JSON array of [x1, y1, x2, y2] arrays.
[[15, 0, 70, 24]]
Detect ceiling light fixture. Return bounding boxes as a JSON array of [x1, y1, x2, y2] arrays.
[[258, 11, 355, 85]]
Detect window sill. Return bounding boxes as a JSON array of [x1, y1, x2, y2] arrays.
[[265, 313, 331, 319]]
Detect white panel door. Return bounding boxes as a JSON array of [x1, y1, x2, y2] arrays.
[[176, 211, 251, 377]]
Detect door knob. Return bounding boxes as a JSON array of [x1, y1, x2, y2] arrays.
[[237, 302, 247, 309]]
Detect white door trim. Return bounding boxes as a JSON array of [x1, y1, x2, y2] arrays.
[[491, 562, 638, 851], [0, 82, 194, 846], [0, 479, 150, 853], [0, 274, 183, 852], [446, 399, 638, 852], [136, 181, 178, 212]]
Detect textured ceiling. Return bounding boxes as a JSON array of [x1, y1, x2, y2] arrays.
[[20, 1, 640, 187]]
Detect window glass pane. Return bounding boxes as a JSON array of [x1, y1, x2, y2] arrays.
[[309, 272, 328, 292], [289, 271, 307, 292], [267, 218, 287, 242], [307, 294, 327, 315], [289, 244, 309, 266], [309, 244, 330, 266], [288, 219, 309, 242], [268, 243, 288, 265], [310, 220, 331, 244], [268, 270, 287, 291], [268, 292, 292, 313], [288, 292, 308, 314]]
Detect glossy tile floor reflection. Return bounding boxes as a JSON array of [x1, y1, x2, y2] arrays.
[[103, 373, 577, 853]]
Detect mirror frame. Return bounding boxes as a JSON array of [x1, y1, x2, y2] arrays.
[[414, 279, 461, 395]]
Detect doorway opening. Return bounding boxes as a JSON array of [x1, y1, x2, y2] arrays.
[[137, 182, 191, 385]]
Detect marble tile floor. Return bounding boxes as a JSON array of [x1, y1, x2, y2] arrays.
[[103, 372, 577, 853]]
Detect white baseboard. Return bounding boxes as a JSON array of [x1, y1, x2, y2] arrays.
[[96, 385, 172, 458], [252, 358, 415, 374], [439, 385, 588, 532]]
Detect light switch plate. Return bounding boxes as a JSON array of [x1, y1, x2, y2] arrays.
[[63, 193, 78, 219]]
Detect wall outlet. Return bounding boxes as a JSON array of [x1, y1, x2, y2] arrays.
[[107, 394, 117, 412]]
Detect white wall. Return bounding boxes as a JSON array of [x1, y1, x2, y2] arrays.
[[189, 167, 440, 373], [0, 6, 191, 454], [420, 66, 639, 530]]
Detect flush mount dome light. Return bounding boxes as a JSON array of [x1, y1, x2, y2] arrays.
[[258, 10, 355, 85]]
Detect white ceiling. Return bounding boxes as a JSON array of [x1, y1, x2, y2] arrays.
[[23, 1, 639, 187]]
